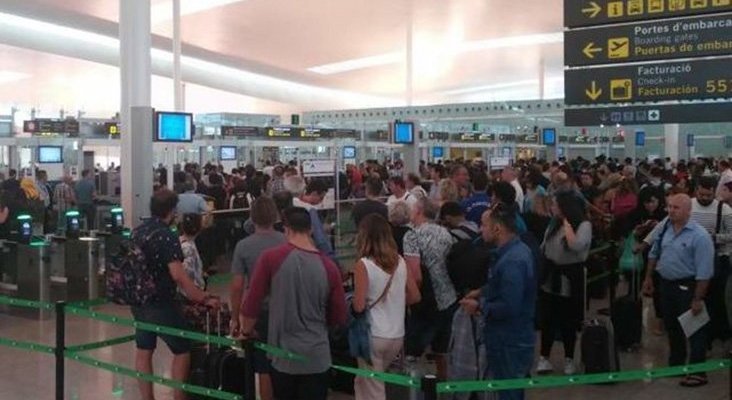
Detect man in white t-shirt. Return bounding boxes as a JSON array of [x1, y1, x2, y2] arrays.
[[501, 166, 525, 213], [386, 176, 417, 211]]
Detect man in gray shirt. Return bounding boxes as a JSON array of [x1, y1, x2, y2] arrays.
[[230, 197, 285, 400], [240, 207, 346, 400]]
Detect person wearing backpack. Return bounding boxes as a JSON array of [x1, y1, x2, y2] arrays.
[[403, 197, 458, 380], [439, 202, 487, 296], [130, 189, 220, 400], [351, 214, 420, 400]]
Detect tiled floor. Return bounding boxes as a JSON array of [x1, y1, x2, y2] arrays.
[[0, 279, 728, 399]]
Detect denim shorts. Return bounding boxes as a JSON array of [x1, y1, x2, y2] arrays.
[[131, 303, 192, 355]]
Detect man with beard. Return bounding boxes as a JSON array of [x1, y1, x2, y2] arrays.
[[689, 177, 732, 345]]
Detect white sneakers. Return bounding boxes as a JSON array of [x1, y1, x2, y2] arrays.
[[536, 357, 554, 374], [563, 358, 577, 375], [536, 357, 576, 375]]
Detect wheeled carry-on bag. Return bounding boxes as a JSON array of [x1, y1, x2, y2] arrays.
[[189, 311, 248, 399], [582, 267, 620, 375]]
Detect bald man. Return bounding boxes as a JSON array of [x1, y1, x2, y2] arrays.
[[642, 194, 714, 387]]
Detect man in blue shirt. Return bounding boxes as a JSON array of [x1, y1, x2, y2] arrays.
[[460, 172, 491, 226], [642, 193, 714, 388], [176, 177, 209, 215], [461, 204, 536, 400]]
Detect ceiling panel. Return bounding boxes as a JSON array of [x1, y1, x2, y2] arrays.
[[0, 0, 567, 111]]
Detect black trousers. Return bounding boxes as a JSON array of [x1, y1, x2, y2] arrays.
[[271, 369, 329, 400], [540, 292, 581, 359], [659, 278, 707, 367]]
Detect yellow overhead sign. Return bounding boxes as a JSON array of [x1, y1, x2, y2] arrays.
[[610, 79, 633, 101], [608, 37, 630, 59]]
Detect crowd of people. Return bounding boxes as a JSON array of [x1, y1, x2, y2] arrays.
[[6, 154, 728, 400], [0, 168, 98, 238]]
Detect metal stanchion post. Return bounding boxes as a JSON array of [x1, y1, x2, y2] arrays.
[[243, 340, 257, 400], [55, 301, 66, 400], [422, 374, 438, 400]]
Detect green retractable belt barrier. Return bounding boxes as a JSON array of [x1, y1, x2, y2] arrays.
[[437, 359, 730, 393], [65, 351, 243, 400], [0, 337, 55, 354], [65, 335, 137, 353], [0, 295, 54, 310]]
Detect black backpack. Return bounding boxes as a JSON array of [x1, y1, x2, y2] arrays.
[[447, 227, 492, 296]]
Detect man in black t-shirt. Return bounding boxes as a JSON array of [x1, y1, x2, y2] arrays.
[[351, 177, 388, 227], [131, 189, 219, 400]]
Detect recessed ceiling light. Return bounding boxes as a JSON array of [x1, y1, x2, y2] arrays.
[[0, 71, 31, 85], [308, 32, 563, 75], [307, 52, 402, 75], [151, 0, 248, 24]]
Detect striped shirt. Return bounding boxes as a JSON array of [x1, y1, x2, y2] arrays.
[[53, 182, 74, 213]]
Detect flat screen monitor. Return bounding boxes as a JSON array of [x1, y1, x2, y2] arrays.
[[542, 128, 556, 146], [38, 146, 63, 163], [432, 147, 444, 158], [342, 146, 356, 159], [155, 112, 193, 142], [219, 146, 237, 161], [635, 131, 645, 147], [393, 122, 414, 144]]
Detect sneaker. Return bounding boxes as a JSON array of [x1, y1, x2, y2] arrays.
[[536, 357, 554, 374], [563, 358, 576, 375]]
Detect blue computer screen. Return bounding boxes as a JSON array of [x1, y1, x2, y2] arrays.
[[342, 146, 356, 158], [635, 131, 645, 146], [220, 146, 237, 160], [38, 146, 63, 163], [156, 112, 193, 142], [542, 128, 556, 145], [394, 122, 414, 144], [432, 147, 444, 158]]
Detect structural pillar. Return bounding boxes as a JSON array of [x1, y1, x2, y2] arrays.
[[663, 124, 685, 162], [169, 0, 183, 189], [625, 130, 637, 161], [120, 0, 153, 228], [405, 0, 414, 107]]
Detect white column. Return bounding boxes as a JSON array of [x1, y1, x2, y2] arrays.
[[664, 124, 683, 162], [538, 56, 545, 100], [173, 0, 183, 111], [120, 0, 153, 227], [625, 130, 637, 161], [405, 0, 414, 107]]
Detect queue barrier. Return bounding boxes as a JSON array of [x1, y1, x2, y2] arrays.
[[0, 268, 729, 399]]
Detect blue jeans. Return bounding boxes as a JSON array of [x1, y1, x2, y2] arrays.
[[486, 344, 534, 400]]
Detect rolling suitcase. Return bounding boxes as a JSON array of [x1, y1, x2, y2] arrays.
[[581, 317, 620, 374], [582, 267, 620, 375], [611, 264, 642, 351], [189, 311, 248, 400]]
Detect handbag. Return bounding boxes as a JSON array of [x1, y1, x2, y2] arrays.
[[618, 235, 644, 272], [348, 268, 395, 364]]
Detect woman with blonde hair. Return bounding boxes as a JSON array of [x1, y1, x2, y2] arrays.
[[438, 179, 460, 206], [352, 214, 420, 400]]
